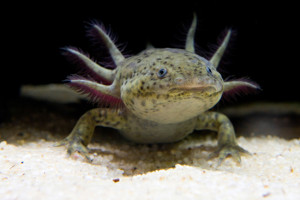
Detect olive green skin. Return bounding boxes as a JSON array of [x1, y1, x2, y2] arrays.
[[56, 16, 257, 165], [57, 47, 250, 165]]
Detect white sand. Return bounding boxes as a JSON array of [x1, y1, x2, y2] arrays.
[[1, 135, 300, 200]]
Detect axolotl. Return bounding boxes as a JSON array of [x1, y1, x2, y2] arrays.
[[56, 15, 259, 165]]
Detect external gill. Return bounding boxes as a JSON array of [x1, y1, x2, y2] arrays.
[[67, 75, 122, 106], [64, 48, 116, 82], [185, 13, 197, 53], [224, 80, 259, 92], [92, 25, 125, 66], [210, 30, 232, 69], [184, 13, 231, 71], [63, 23, 126, 82], [63, 24, 126, 105], [69, 79, 119, 98]]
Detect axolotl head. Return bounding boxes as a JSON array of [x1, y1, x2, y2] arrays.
[[120, 48, 225, 123]]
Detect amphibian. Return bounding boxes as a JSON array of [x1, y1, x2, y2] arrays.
[[56, 14, 259, 165]]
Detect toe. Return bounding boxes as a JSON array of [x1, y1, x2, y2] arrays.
[[67, 142, 92, 162], [237, 146, 252, 156], [209, 144, 250, 165], [230, 150, 241, 164], [53, 137, 92, 162]]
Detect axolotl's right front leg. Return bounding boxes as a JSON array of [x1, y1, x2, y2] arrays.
[[55, 108, 126, 161], [195, 111, 251, 165]]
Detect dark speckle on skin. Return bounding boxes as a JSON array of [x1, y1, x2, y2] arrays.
[[128, 62, 137, 68], [214, 113, 219, 120], [204, 122, 209, 128]]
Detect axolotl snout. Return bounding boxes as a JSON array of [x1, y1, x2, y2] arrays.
[[56, 15, 259, 165]]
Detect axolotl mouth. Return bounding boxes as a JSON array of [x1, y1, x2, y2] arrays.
[[169, 78, 223, 95]]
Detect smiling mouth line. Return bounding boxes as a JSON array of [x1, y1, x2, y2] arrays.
[[170, 84, 221, 93], [170, 77, 224, 93]]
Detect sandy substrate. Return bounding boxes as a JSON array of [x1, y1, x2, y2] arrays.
[[0, 96, 300, 200], [1, 136, 300, 200]]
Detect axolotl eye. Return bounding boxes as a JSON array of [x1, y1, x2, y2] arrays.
[[157, 68, 168, 78], [206, 66, 213, 75]]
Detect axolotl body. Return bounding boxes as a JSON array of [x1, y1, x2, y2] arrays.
[[56, 15, 258, 165]]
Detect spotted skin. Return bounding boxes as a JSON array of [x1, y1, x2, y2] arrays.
[[56, 15, 258, 165]]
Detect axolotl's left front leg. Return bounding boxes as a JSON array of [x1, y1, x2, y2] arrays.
[[195, 111, 251, 165]]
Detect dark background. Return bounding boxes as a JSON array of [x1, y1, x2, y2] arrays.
[[2, 1, 299, 103]]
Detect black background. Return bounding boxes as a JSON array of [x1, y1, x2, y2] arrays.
[[2, 1, 299, 103]]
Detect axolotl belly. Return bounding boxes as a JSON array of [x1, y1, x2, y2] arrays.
[[56, 14, 259, 165]]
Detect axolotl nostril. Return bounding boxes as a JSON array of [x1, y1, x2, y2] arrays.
[[56, 14, 259, 165]]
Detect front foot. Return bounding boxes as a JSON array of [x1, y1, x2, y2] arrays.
[[54, 136, 92, 162], [208, 144, 251, 166]]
